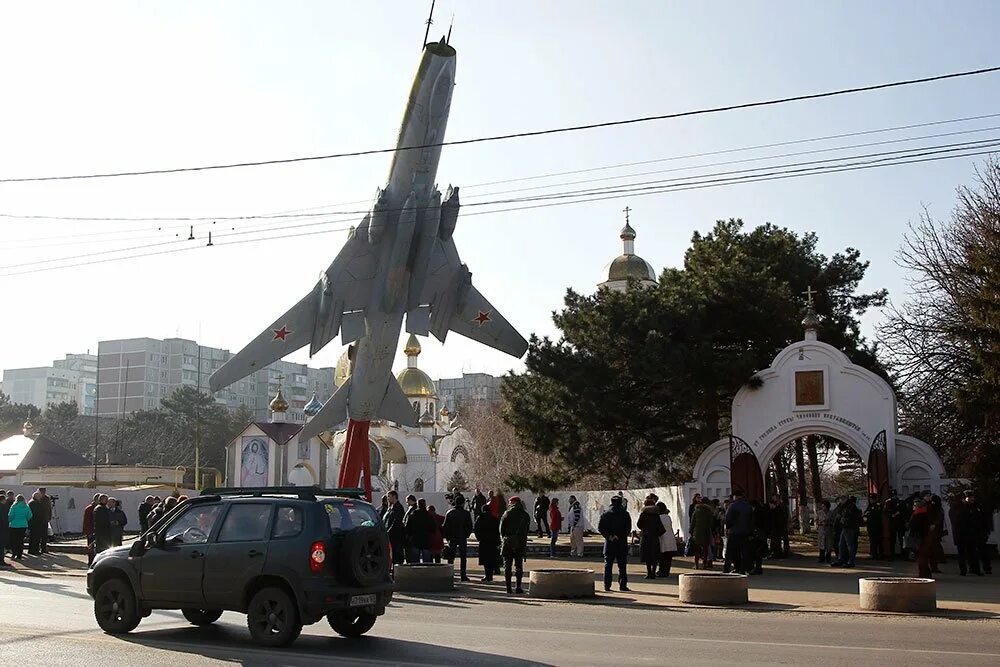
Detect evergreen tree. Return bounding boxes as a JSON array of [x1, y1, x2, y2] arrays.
[[504, 219, 887, 488]]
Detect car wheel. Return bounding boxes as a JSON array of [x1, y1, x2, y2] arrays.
[[327, 611, 377, 638], [182, 608, 223, 626], [246, 587, 302, 647], [94, 578, 141, 634]]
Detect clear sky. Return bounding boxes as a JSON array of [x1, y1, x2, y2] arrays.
[[1, 1, 998, 381]]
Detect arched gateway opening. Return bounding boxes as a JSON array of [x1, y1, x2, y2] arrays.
[[687, 313, 952, 546]]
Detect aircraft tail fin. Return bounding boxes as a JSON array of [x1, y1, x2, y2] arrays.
[[378, 376, 419, 427], [298, 378, 351, 442]]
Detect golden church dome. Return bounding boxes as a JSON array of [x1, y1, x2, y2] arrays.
[[397, 368, 437, 397], [269, 387, 289, 413], [397, 333, 436, 397], [607, 254, 657, 282]]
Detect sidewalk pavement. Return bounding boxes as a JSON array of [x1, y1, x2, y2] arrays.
[[3, 542, 998, 619]]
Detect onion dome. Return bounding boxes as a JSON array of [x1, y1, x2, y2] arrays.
[[304, 391, 323, 417], [397, 334, 437, 397], [802, 307, 821, 331], [419, 408, 435, 427], [607, 254, 657, 281], [269, 386, 289, 413], [602, 213, 657, 285], [22, 418, 35, 436], [403, 333, 422, 357]]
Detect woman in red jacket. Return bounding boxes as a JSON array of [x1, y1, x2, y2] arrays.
[[549, 498, 563, 558]]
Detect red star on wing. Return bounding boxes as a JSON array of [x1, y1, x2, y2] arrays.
[[272, 325, 292, 341], [473, 311, 491, 326]]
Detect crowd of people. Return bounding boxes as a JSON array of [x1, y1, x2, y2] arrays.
[[3, 483, 992, 586], [379, 488, 586, 594], [79, 492, 186, 564], [0, 488, 54, 566], [821, 488, 995, 578]]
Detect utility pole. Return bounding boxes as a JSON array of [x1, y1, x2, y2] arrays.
[[195, 342, 202, 491], [93, 353, 100, 483]]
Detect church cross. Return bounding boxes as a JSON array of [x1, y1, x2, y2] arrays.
[[622, 206, 631, 224], [802, 286, 816, 308]]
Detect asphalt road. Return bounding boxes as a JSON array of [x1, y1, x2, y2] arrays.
[[2, 573, 999, 666]]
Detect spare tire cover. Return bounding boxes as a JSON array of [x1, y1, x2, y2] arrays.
[[340, 526, 390, 587]]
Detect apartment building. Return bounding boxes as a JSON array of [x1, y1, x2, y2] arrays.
[[1, 353, 97, 415], [96, 337, 335, 422]]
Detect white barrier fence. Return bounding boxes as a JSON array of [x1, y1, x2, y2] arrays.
[[0, 484, 197, 535]]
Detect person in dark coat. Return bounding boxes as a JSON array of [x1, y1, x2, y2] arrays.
[[749, 500, 767, 575], [864, 495, 884, 559], [598, 495, 632, 592], [471, 489, 488, 518], [108, 498, 128, 547], [724, 488, 754, 575], [637, 497, 665, 578], [27, 492, 46, 555], [534, 492, 551, 538], [428, 504, 445, 563], [950, 491, 983, 576], [36, 488, 53, 554], [473, 507, 500, 581], [0, 490, 11, 567], [82, 493, 100, 565], [382, 490, 405, 567], [443, 493, 474, 581], [499, 496, 531, 594], [401, 494, 419, 563], [137, 496, 154, 534], [769, 495, 789, 558], [93, 495, 112, 554], [831, 496, 862, 568], [404, 499, 435, 562]]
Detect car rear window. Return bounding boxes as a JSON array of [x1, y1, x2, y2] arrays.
[[323, 501, 379, 533]]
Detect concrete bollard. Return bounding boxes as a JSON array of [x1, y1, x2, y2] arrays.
[[393, 563, 455, 592], [859, 577, 936, 612], [678, 573, 749, 605], [528, 569, 596, 599]]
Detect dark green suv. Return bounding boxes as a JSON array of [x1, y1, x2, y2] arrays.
[[86, 487, 393, 647]]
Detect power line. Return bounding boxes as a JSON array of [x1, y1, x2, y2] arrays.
[[6, 112, 1000, 253], [3, 65, 999, 183], [465, 111, 1000, 188], [7, 135, 999, 269], [3, 139, 995, 278], [6, 111, 1000, 231], [9, 133, 996, 269]]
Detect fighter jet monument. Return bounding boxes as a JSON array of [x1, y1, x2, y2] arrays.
[[210, 36, 528, 499]]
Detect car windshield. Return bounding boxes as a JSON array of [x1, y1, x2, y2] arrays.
[[323, 500, 379, 533]]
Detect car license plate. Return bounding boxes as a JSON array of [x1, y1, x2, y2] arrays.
[[350, 594, 376, 607]]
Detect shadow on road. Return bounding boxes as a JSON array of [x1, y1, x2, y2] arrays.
[[0, 574, 91, 601], [119, 624, 551, 666]]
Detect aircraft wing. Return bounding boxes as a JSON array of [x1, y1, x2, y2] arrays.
[[422, 238, 528, 358], [209, 289, 320, 392], [209, 226, 377, 392]]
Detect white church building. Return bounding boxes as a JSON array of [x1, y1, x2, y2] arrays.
[[222, 334, 474, 494]]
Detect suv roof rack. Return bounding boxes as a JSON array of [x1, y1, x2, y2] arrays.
[[200, 486, 367, 501]]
